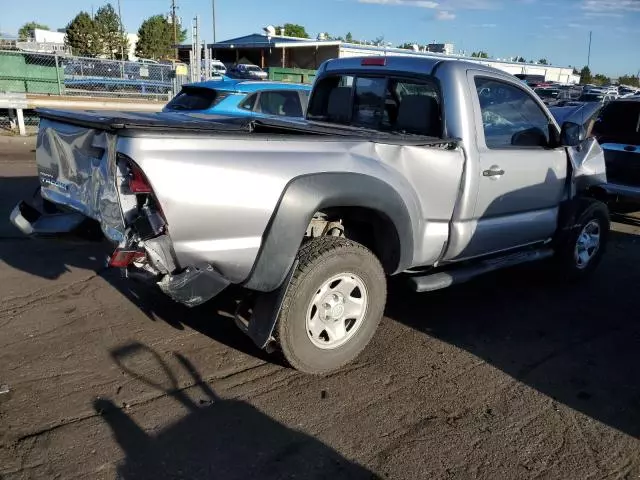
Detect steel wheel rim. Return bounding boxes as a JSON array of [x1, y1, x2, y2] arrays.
[[574, 219, 601, 269], [305, 273, 368, 350]]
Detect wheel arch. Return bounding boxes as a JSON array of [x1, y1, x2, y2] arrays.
[[243, 172, 414, 292]]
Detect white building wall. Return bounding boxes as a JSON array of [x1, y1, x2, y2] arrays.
[[127, 33, 139, 61], [33, 29, 65, 44]]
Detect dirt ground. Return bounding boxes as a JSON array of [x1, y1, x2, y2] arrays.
[[0, 136, 639, 480]]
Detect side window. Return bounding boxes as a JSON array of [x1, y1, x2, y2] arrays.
[[240, 93, 257, 111], [475, 77, 551, 148], [258, 91, 303, 117]]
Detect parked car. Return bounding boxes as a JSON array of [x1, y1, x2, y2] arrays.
[[162, 80, 311, 118], [227, 63, 268, 80], [534, 87, 560, 105], [578, 92, 617, 104], [211, 59, 227, 76], [11, 56, 609, 374], [592, 98, 640, 202]]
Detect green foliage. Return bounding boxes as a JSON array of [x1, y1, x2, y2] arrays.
[[593, 73, 611, 86], [538, 58, 548, 65], [580, 66, 593, 84], [95, 3, 127, 59], [471, 51, 489, 58], [516, 56, 526, 63], [398, 43, 415, 49], [65, 12, 102, 57], [618, 74, 639, 87], [345, 32, 353, 43], [136, 14, 185, 60], [18, 22, 50, 40], [275, 23, 309, 38]]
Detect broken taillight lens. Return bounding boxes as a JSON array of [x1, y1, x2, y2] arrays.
[[128, 162, 153, 194], [108, 249, 146, 267]]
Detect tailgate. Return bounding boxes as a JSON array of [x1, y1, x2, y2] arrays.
[[36, 117, 125, 242]]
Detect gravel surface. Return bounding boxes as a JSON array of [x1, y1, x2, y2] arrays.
[[0, 137, 639, 479]]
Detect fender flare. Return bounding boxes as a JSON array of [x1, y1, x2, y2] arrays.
[[243, 172, 414, 292]]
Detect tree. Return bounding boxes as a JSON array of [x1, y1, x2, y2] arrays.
[[538, 58, 548, 65], [516, 56, 526, 63], [18, 22, 49, 40], [471, 51, 489, 58], [398, 43, 416, 49], [275, 23, 309, 38], [573, 67, 580, 75], [95, 3, 128, 59], [593, 73, 610, 86], [580, 66, 592, 84], [345, 32, 353, 43], [136, 15, 185, 60], [65, 12, 102, 57], [618, 74, 639, 87]]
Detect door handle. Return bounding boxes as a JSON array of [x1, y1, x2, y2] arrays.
[[483, 166, 505, 178]]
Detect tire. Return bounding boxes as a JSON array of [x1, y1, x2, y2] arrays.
[[554, 198, 610, 280], [275, 237, 386, 374]]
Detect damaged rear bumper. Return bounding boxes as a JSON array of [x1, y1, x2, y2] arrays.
[[11, 192, 230, 307], [10, 196, 87, 237]]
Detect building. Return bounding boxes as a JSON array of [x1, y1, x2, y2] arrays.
[[126, 33, 139, 61], [16, 28, 69, 54], [179, 32, 580, 84], [426, 43, 454, 55]]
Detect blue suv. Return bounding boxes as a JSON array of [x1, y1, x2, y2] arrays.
[[163, 79, 311, 118]]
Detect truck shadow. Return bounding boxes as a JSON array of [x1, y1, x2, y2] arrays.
[[385, 228, 640, 439], [96, 342, 375, 479]]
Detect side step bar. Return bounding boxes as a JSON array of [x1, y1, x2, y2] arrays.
[[408, 248, 554, 293]]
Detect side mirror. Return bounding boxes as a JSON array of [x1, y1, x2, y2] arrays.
[[559, 121, 585, 147]]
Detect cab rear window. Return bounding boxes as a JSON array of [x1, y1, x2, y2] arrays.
[[165, 86, 228, 111], [307, 74, 442, 137]]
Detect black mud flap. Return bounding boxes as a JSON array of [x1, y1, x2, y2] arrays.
[[247, 260, 298, 349]]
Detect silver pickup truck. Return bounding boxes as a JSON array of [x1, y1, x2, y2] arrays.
[[11, 56, 609, 374]]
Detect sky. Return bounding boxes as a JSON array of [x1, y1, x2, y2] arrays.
[[1, 0, 639, 77]]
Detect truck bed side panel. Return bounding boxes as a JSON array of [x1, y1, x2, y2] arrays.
[[117, 136, 465, 283]]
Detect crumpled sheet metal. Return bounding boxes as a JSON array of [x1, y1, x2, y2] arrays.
[[568, 136, 607, 193], [157, 265, 230, 308], [37, 118, 125, 243]]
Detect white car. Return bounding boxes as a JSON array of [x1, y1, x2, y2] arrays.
[[211, 60, 227, 76]]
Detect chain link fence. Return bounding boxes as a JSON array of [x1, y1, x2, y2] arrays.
[[0, 108, 38, 135], [0, 49, 192, 101]]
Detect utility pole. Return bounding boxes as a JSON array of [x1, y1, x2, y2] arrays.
[[172, 0, 178, 60], [117, 0, 125, 60], [212, 0, 216, 44], [587, 30, 592, 69]]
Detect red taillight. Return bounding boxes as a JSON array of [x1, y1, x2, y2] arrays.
[[361, 57, 386, 66], [109, 249, 145, 267], [128, 163, 152, 193]]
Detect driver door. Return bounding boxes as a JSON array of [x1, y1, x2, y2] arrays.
[[463, 72, 567, 258]]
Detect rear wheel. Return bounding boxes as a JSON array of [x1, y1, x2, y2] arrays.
[[276, 237, 386, 374]]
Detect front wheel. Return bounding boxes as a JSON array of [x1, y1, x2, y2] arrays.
[[554, 199, 610, 280], [275, 237, 387, 374]]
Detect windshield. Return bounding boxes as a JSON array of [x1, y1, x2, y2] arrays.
[[245, 65, 261, 72], [535, 89, 559, 99], [580, 94, 604, 102]]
